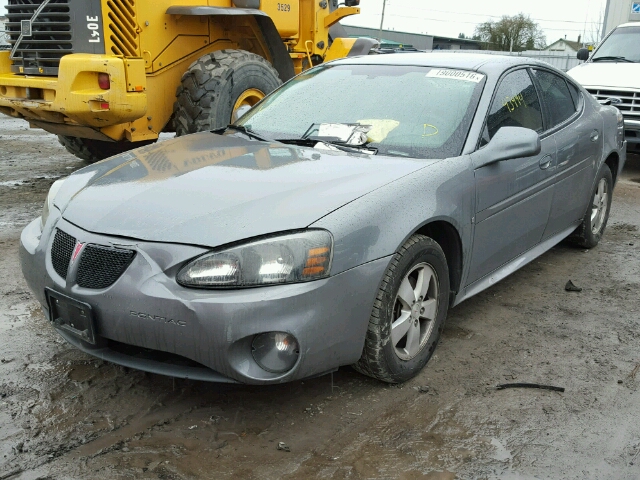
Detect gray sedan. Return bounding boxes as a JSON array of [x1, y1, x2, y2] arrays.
[[20, 53, 626, 384]]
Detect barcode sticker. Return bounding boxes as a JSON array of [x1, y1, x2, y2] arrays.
[[427, 69, 485, 83]]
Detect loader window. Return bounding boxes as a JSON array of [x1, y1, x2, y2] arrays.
[[237, 64, 485, 159]]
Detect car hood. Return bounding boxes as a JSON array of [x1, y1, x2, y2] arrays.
[[58, 133, 432, 248], [567, 62, 640, 89]]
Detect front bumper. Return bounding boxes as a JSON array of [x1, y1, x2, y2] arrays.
[[0, 52, 147, 133], [20, 215, 389, 384]]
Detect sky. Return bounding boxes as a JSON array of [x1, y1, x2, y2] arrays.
[[0, 0, 609, 46], [342, 0, 608, 45]]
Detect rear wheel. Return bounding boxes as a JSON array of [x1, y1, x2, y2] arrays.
[[354, 235, 450, 383], [568, 164, 613, 248], [58, 136, 154, 164], [173, 49, 282, 137]]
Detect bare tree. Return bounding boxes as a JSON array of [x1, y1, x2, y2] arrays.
[[474, 13, 546, 51], [584, 8, 605, 45]]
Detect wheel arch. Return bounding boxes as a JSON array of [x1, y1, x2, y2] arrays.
[[412, 220, 464, 303], [166, 6, 295, 83], [603, 151, 620, 186]]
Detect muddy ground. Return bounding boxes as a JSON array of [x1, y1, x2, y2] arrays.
[[1, 116, 639, 479]]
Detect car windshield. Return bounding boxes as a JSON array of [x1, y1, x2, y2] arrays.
[[236, 64, 486, 159], [592, 26, 640, 62]]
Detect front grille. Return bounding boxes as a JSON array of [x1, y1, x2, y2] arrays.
[[51, 228, 76, 279], [587, 88, 640, 123], [77, 244, 135, 289], [106, 0, 139, 57], [6, 0, 72, 75]]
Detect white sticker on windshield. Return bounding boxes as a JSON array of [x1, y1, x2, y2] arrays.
[[426, 69, 484, 83]]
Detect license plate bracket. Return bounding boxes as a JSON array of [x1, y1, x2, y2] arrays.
[[45, 288, 97, 345]]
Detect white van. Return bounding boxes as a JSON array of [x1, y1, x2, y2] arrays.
[[568, 22, 640, 152]]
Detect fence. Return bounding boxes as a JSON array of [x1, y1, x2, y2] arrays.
[[472, 50, 582, 72]]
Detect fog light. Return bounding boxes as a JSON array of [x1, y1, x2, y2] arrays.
[[252, 332, 299, 374]]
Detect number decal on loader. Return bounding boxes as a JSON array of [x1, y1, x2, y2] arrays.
[[87, 16, 100, 43], [277, 3, 291, 12]]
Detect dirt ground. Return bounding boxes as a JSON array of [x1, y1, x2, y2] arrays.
[[1, 116, 639, 479]]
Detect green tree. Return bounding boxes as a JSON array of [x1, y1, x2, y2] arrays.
[[474, 13, 546, 51], [458, 33, 467, 39]]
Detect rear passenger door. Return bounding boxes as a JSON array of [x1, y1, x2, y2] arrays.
[[466, 68, 556, 286], [532, 69, 601, 239]]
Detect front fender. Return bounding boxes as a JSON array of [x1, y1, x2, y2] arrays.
[[312, 156, 475, 277], [165, 6, 295, 82]]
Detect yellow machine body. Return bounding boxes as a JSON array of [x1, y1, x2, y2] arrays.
[[0, 0, 362, 143]]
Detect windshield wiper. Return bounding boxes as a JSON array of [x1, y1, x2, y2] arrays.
[[222, 124, 272, 142], [277, 137, 378, 155], [592, 56, 636, 63]]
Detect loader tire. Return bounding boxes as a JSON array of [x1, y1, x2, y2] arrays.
[[173, 49, 282, 137], [58, 136, 154, 164]]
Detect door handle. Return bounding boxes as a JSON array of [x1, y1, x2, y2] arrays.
[[539, 155, 552, 170], [590, 130, 600, 142]]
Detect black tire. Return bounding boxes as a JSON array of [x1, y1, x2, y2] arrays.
[[568, 164, 613, 249], [354, 235, 450, 383], [173, 49, 282, 137], [58, 136, 154, 164]]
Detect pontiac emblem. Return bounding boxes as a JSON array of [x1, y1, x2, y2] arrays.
[[71, 242, 85, 264]]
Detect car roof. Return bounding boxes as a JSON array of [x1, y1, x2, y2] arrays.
[[616, 22, 640, 29], [328, 52, 554, 77]]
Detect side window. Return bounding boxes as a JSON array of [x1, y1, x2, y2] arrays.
[[483, 69, 544, 145], [566, 81, 583, 110], [532, 69, 577, 128]]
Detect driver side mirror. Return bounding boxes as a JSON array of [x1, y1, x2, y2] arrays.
[[472, 127, 541, 169], [577, 48, 590, 61]]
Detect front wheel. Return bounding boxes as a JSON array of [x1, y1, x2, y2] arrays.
[[569, 164, 613, 248], [354, 235, 450, 383]]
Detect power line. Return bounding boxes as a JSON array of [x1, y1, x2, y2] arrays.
[[400, 5, 602, 25], [378, 12, 597, 31]]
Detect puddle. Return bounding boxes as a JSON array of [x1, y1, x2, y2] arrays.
[[490, 438, 512, 462], [0, 180, 27, 188]]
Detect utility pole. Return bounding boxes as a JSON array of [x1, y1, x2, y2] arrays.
[[377, 0, 387, 42]]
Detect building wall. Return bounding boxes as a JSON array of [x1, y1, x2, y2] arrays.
[[603, 0, 640, 36], [342, 26, 433, 49], [341, 26, 482, 51], [543, 41, 578, 53]]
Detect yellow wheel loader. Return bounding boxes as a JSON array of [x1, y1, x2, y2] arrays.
[[0, 0, 377, 162]]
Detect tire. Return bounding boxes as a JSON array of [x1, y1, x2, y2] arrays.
[[568, 164, 613, 248], [173, 49, 282, 137], [354, 235, 450, 383], [58, 136, 154, 164]]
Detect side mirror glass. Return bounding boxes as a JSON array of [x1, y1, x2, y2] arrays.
[[472, 127, 541, 169], [577, 48, 589, 61]]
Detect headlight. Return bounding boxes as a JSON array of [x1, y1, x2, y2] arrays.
[[177, 230, 333, 288], [41, 178, 67, 229]]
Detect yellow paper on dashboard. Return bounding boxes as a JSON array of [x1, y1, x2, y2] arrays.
[[357, 119, 400, 143]]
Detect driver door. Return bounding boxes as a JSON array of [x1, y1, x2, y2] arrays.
[[466, 68, 556, 286]]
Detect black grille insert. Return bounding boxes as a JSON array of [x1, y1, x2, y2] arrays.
[[51, 228, 76, 279], [6, 0, 72, 75], [76, 244, 135, 289]]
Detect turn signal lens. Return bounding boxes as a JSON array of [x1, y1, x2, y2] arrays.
[[98, 73, 110, 90], [302, 246, 331, 278]]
